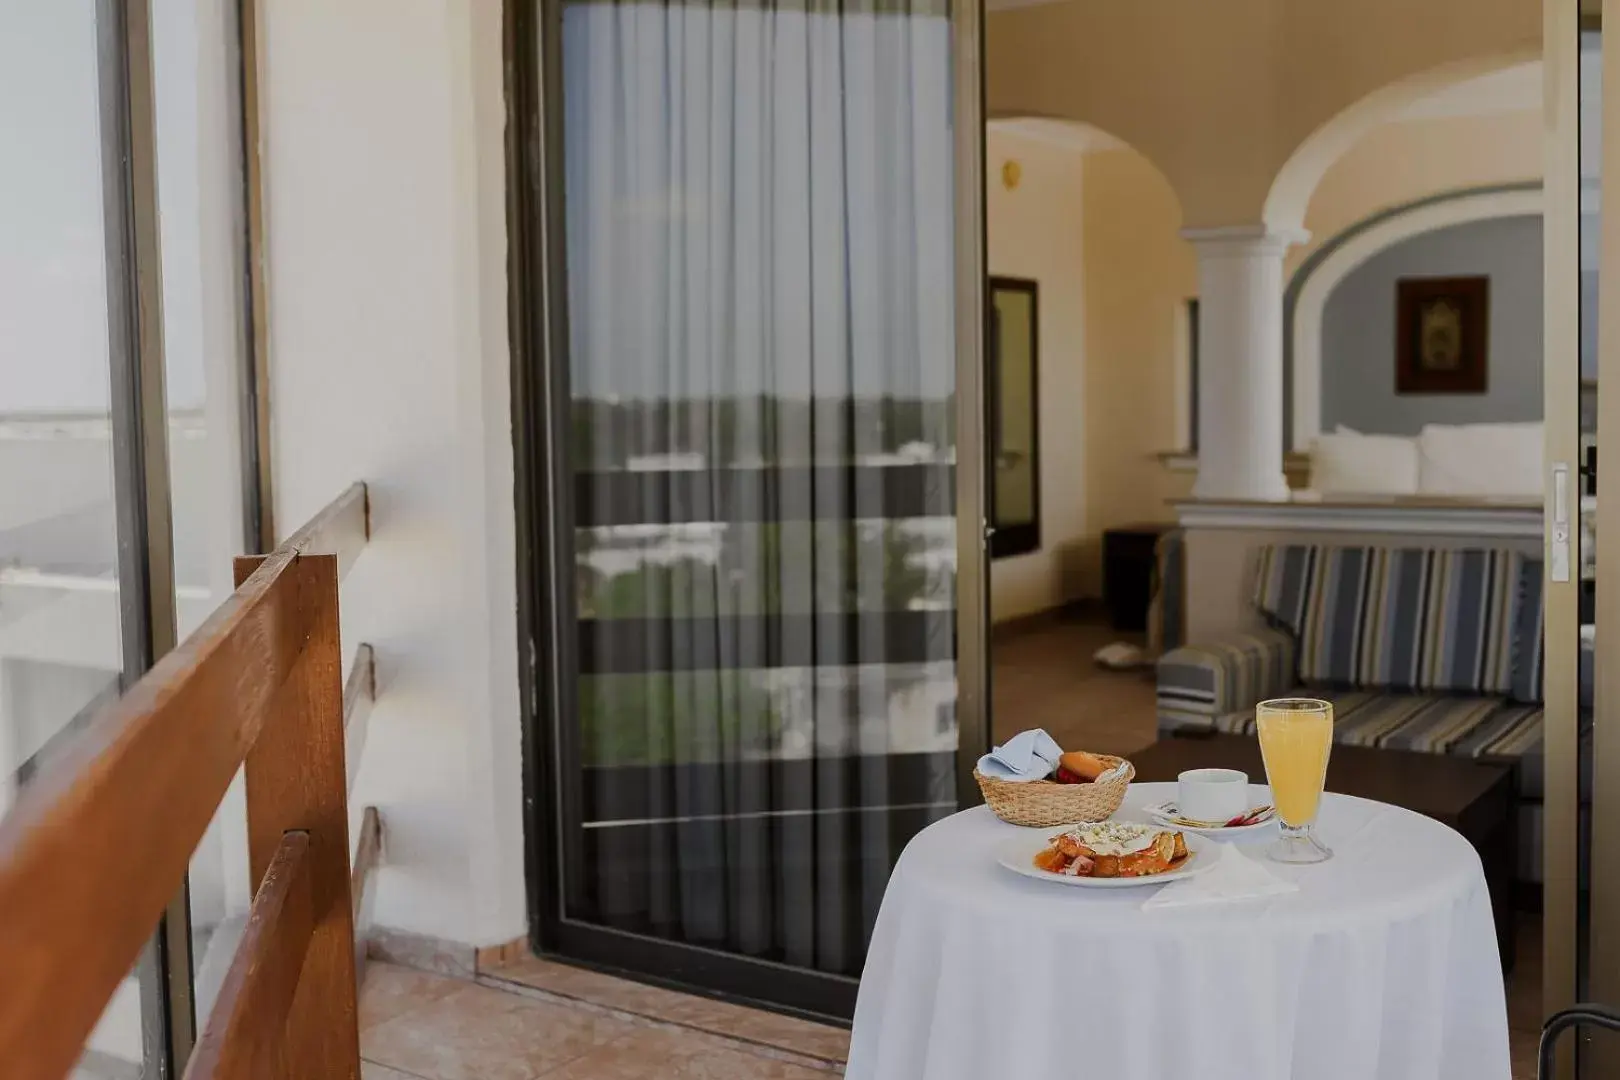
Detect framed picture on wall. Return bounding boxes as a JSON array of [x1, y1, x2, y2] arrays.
[[1395, 275, 1489, 394]]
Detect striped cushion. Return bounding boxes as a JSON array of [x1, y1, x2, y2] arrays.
[[1253, 545, 1535, 696], [1212, 688, 1542, 763], [1508, 558, 1545, 703], [1156, 627, 1294, 727], [1147, 529, 1186, 655]]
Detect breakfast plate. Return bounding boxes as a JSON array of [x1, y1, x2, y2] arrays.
[[1142, 801, 1277, 838], [996, 830, 1215, 888]]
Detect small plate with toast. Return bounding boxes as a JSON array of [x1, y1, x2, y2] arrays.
[[1143, 801, 1277, 837], [997, 822, 1214, 889]]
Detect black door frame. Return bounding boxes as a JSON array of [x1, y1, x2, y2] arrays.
[[987, 276, 1042, 560], [503, 0, 988, 1024]]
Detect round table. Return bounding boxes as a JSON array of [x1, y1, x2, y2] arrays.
[[846, 782, 1510, 1080]]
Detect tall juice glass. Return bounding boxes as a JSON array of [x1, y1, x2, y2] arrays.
[[1255, 698, 1334, 864]]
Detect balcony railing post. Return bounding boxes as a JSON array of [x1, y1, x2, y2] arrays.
[[234, 553, 359, 1079]]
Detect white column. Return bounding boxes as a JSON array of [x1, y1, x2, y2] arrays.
[[1183, 225, 1305, 502]]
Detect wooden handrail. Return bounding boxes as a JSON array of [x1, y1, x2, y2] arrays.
[[351, 807, 382, 926], [283, 480, 370, 578], [0, 483, 371, 1080], [350, 805, 384, 979], [188, 832, 314, 1079], [343, 643, 376, 794]]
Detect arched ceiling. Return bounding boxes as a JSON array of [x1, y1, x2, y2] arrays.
[[986, 0, 1540, 229]]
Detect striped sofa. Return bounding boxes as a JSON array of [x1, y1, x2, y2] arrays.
[[1157, 543, 1548, 877]]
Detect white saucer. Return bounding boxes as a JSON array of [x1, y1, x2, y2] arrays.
[[1142, 802, 1278, 838]]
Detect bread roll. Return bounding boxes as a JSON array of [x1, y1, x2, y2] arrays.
[[1057, 750, 1107, 782]]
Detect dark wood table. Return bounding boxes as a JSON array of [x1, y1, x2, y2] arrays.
[[1128, 733, 1518, 972]]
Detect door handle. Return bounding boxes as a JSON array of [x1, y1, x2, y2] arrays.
[[1552, 462, 1571, 583]]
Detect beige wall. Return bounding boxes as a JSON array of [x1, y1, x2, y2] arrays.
[[1079, 149, 1195, 596], [987, 129, 1089, 622], [1291, 110, 1542, 276], [1006, 111, 1546, 607], [984, 4, 1546, 612], [987, 0, 1538, 228]]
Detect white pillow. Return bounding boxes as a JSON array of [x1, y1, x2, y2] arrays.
[[1415, 422, 1543, 497], [1308, 431, 1420, 495]]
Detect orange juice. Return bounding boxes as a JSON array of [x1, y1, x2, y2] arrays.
[[1256, 702, 1333, 826]]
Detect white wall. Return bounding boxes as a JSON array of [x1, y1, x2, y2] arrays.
[[986, 128, 1088, 622], [260, 0, 526, 948]]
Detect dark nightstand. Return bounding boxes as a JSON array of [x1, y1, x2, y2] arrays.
[[1102, 522, 1174, 633]]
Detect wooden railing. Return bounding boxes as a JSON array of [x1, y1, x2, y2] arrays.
[[0, 482, 376, 1080]]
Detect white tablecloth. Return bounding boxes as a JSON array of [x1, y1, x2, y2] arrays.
[[847, 783, 1509, 1080]]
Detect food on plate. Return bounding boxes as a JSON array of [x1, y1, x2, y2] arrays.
[[1032, 821, 1188, 878], [1057, 750, 1108, 782]]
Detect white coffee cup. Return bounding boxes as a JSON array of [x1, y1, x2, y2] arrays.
[[1177, 768, 1249, 825]]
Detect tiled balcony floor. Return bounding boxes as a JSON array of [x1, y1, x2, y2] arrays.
[[359, 960, 847, 1080], [361, 932, 1546, 1080], [357, 603, 1545, 1080]]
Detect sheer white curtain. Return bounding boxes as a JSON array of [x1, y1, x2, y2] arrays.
[[564, 0, 953, 419], [562, 0, 958, 977]]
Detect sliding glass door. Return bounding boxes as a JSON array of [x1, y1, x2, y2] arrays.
[[513, 0, 985, 1018], [1551, 4, 1620, 1075]]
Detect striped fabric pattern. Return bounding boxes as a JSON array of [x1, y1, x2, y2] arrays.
[[1212, 688, 1542, 764], [1147, 529, 1186, 656], [1252, 545, 1536, 697], [1509, 558, 1545, 704], [1156, 628, 1294, 729]]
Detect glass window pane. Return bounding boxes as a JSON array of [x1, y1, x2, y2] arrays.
[[1578, 24, 1600, 1004], [148, 0, 251, 1023], [1, 2, 165, 1076], [556, 0, 959, 998], [577, 519, 956, 619], [0, 4, 126, 810]]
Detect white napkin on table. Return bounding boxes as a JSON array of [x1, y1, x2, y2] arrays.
[[1141, 842, 1299, 910], [975, 728, 1064, 783]]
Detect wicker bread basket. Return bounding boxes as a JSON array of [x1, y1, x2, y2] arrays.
[[974, 755, 1135, 828]]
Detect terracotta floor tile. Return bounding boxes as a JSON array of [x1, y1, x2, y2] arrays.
[[488, 958, 698, 1020], [486, 959, 849, 1064], [655, 997, 849, 1064], [537, 1027, 833, 1079], [362, 983, 635, 1080], [990, 617, 1158, 755], [363, 1063, 428, 1080], [360, 962, 467, 1031]]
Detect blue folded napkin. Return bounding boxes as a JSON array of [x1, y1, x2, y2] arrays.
[[976, 728, 1064, 783]]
